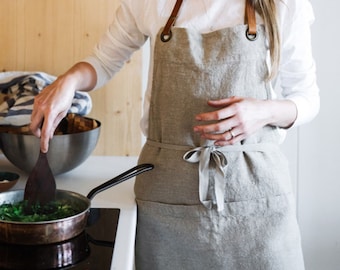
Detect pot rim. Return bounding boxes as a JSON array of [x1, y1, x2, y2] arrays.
[[0, 189, 91, 225]]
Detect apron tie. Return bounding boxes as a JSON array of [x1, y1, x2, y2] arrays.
[[183, 145, 228, 212], [146, 139, 278, 212], [183, 143, 279, 212]]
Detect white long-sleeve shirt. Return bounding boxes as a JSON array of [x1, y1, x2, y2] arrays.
[[84, 0, 320, 135]]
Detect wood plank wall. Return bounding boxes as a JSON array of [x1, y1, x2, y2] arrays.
[[0, 0, 143, 156]]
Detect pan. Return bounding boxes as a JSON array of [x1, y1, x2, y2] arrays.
[[0, 163, 153, 245]]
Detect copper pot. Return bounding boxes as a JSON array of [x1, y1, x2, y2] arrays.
[[0, 164, 153, 245], [0, 231, 90, 269]]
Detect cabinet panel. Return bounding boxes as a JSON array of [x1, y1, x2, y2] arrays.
[[0, 0, 143, 156]]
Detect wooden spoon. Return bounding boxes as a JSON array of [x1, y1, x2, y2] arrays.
[[24, 151, 56, 206]]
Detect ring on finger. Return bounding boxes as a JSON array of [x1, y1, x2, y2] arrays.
[[229, 129, 235, 139]]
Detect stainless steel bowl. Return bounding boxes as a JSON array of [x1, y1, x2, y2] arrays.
[[0, 119, 101, 175]]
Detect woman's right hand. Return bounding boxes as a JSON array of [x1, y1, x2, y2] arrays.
[[30, 62, 97, 153], [30, 75, 77, 153]]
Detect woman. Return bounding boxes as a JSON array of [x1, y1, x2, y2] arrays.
[[30, 0, 319, 269]]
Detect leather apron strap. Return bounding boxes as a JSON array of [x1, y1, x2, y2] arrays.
[[245, 0, 258, 40], [160, 0, 183, 42], [160, 0, 257, 42]]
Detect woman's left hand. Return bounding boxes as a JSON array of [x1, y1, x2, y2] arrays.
[[193, 96, 290, 146]]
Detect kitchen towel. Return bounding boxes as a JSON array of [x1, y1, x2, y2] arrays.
[[0, 71, 92, 126]]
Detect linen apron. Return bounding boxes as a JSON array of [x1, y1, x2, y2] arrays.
[[135, 1, 305, 269]]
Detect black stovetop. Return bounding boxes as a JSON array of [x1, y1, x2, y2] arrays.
[[0, 208, 120, 270]]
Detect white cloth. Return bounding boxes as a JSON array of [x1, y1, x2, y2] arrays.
[[83, 0, 320, 135], [0, 71, 92, 126]]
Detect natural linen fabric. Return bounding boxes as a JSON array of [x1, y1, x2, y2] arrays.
[[134, 25, 304, 270]]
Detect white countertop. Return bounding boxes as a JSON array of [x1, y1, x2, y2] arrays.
[[0, 154, 139, 270]]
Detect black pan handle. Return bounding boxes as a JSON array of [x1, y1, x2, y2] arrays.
[[86, 233, 115, 247], [86, 163, 154, 200]]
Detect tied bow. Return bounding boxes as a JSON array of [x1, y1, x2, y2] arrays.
[[183, 145, 228, 211]]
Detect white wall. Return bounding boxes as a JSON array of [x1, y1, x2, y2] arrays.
[[291, 1, 340, 269]]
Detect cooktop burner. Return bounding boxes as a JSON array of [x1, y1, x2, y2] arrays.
[[0, 208, 120, 270]]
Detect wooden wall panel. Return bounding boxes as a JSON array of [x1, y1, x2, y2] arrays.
[[0, 0, 143, 156]]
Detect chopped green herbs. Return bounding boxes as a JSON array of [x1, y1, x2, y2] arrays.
[[0, 200, 81, 222]]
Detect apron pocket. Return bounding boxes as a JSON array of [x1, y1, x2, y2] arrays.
[[135, 193, 304, 270]]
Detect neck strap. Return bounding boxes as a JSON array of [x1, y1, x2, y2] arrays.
[[160, 0, 183, 42], [160, 0, 257, 42], [245, 0, 257, 40]]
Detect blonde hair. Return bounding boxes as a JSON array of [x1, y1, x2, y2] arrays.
[[252, 0, 280, 80]]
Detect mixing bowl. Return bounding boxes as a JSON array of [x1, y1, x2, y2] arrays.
[[0, 115, 101, 175]]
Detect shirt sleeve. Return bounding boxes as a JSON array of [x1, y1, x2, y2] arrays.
[[277, 0, 320, 127], [83, 0, 147, 89]]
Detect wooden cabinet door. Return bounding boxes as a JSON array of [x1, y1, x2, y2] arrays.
[[0, 0, 143, 156]]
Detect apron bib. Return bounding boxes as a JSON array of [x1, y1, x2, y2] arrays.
[[135, 1, 304, 269]]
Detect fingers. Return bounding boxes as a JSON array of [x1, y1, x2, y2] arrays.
[[39, 135, 50, 153], [193, 117, 238, 134], [30, 95, 51, 152], [194, 97, 244, 145], [193, 107, 240, 141], [195, 97, 241, 122], [30, 95, 67, 153], [229, 129, 236, 139], [34, 111, 67, 153], [194, 97, 268, 146], [30, 113, 53, 153], [206, 96, 241, 108], [29, 77, 74, 152], [194, 127, 241, 146], [29, 110, 43, 138]]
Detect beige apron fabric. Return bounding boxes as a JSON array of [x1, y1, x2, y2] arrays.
[[134, 9, 305, 270]]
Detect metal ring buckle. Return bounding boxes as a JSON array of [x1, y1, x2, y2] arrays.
[[160, 30, 172, 42], [245, 28, 257, 41]]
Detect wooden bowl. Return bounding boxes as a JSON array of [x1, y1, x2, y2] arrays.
[[0, 172, 20, 192]]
